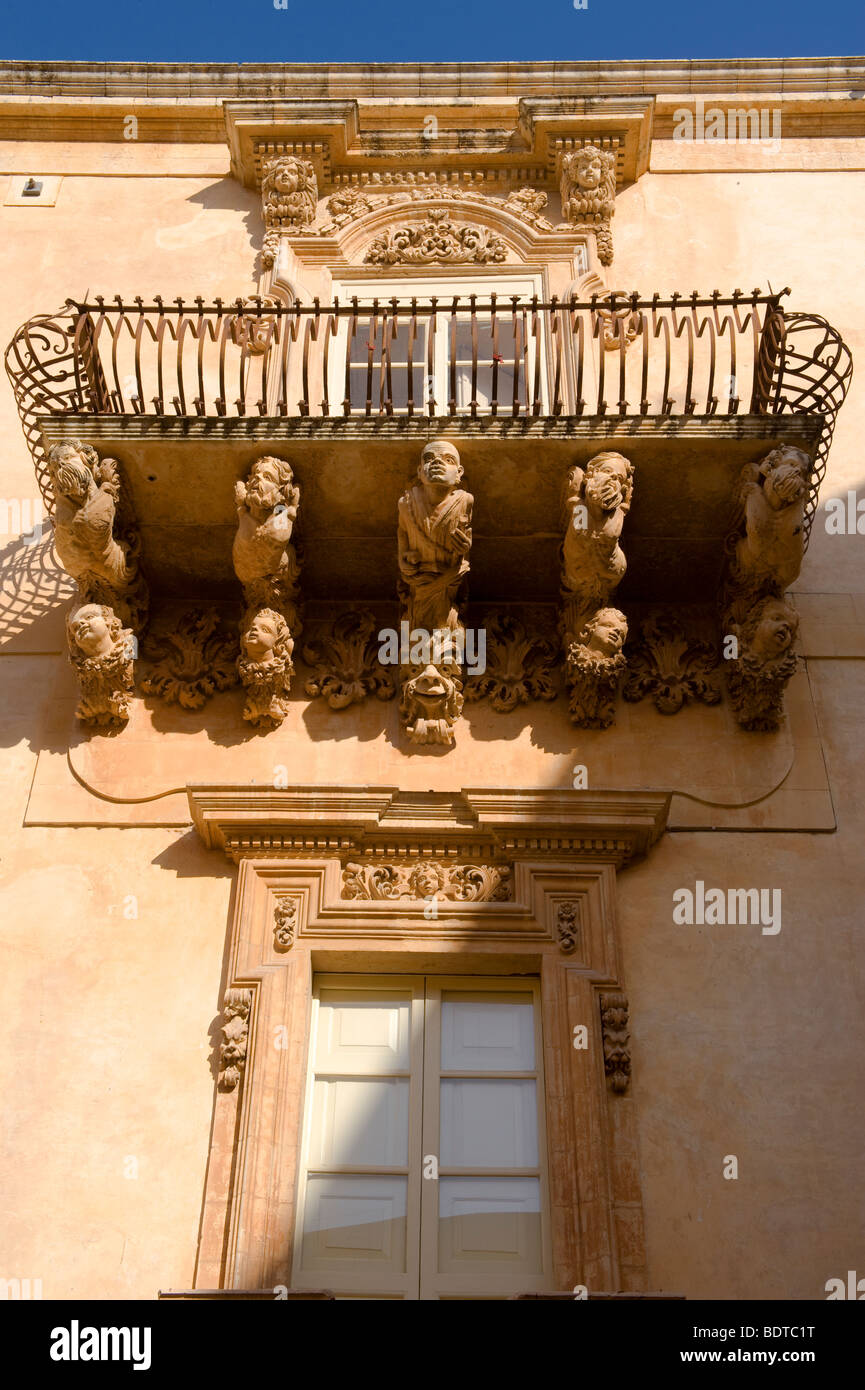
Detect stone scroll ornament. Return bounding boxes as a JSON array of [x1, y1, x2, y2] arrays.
[[722, 445, 809, 730], [560, 451, 634, 728], [66, 603, 135, 728], [260, 155, 318, 269], [397, 441, 473, 746], [303, 610, 396, 709], [559, 144, 617, 265], [232, 456, 302, 731]]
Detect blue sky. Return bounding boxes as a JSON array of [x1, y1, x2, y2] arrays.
[[0, 0, 862, 64]]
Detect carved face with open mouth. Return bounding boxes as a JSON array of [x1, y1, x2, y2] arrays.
[[404, 663, 456, 714]]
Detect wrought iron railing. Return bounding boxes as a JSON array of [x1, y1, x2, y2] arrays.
[[5, 292, 851, 537]]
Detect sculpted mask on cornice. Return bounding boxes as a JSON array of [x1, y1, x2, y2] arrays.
[[560, 143, 617, 264]]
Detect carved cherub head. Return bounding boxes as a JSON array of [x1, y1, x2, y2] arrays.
[[240, 608, 293, 667], [261, 157, 317, 223], [408, 862, 447, 899], [758, 445, 810, 510], [419, 440, 463, 491], [573, 146, 604, 191], [582, 452, 633, 515], [48, 441, 99, 504], [579, 606, 628, 659], [738, 597, 799, 667], [67, 603, 124, 660]]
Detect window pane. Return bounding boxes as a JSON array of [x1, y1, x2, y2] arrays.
[[311, 1078, 409, 1167], [316, 988, 411, 1073], [301, 1175, 407, 1273], [441, 991, 535, 1070], [438, 1177, 542, 1273], [440, 1079, 538, 1168]]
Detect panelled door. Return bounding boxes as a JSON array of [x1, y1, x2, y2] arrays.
[[291, 975, 551, 1299]]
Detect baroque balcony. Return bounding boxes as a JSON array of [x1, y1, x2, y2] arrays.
[[5, 290, 851, 609]]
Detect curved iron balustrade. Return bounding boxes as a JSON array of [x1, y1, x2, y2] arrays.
[[5, 291, 852, 541]]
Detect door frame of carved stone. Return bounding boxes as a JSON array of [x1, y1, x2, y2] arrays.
[[188, 785, 668, 1297]]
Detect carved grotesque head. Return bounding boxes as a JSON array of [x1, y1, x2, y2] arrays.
[[49, 441, 99, 504], [583, 451, 633, 513], [67, 603, 122, 659], [241, 607, 292, 666], [760, 445, 810, 510], [245, 456, 296, 516], [419, 440, 462, 490], [404, 662, 460, 715], [743, 597, 799, 664], [579, 607, 628, 658]]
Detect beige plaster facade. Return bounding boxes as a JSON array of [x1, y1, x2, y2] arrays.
[[0, 58, 863, 1301]]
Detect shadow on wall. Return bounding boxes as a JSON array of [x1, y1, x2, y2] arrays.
[[182, 178, 264, 285]]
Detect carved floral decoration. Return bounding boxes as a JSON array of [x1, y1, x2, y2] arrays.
[[464, 612, 558, 712], [140, 607, 238, 709], [556, 900, 580, 955], [303, 610, 395, 709], [273, 898, 297, 953], [341, 861, 512, 902], [365, 208, 507, 265], [623, 612, 722, 714]]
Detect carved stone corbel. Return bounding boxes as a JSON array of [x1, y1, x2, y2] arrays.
[[599, 991, 631, 1094], [561, 451, 633, 728], [559, 144, 617, 265], [48, 440, 149, 633], [218, 989, 253, 1091], [722, 445, 809, 730], [261, 155, 318, 268], [233, 456, 302, 730], [303, 610, 395, 709], [66, 603, 135, 727], [397, 440, 473, 746]]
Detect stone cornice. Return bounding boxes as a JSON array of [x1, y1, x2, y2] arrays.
[[187, 783, 671, 865], [1, 58, 863, 99]]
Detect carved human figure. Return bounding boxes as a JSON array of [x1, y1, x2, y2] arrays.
[[232, 456, 301, 626], [726, 597, 800, 731], [397, 441, 472, 746], [564, 607, 629, 729], [562, 451, 634, 634], [48, 441, 148, 631], [261, 156, 318, 267], [237, 607, 294, 730], [731, 445, 810, 595], [66, 602, 134, 727], [397, 440, 473, 636]]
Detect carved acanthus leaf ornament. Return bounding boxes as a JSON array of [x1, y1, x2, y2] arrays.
[[464, 612, 558, 712], [303, 610, 395, 709], [141, 607, 238, 709], [623, 612, 722, 714]]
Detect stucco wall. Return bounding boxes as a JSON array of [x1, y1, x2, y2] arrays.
[[1, 123, 863, 1299]]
